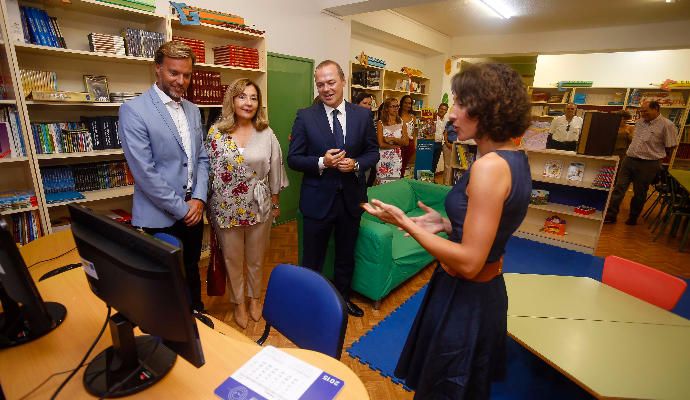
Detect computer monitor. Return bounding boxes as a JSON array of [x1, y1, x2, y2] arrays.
[[68, 204, 205, 398], [0, 219, 66, 348]]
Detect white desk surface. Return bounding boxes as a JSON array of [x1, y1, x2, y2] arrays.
[[505, 273, 690, 326], [508, 316, 690, 400]]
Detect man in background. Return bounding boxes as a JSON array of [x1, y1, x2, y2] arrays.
[[287, 60, 379, 317], [119, 41, 209, 311], [605, 101, 678, 225], [547, 103, 583, 151], [432, 103, 449, 176]]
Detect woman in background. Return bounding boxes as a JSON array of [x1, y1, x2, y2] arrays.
[[376, 97, 408, 183], [206, 78, 288, 329], [399, 94, 418, 178], [364, 63, 532, 399], [354, 92, 374, 110]]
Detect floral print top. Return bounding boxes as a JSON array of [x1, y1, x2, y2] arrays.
[[206, 125, 288, 228]]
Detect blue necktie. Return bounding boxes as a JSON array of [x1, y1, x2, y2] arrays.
[[332, 109, 344, 149]]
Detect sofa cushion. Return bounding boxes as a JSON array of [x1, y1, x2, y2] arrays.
[[363, 180, 417, 224], [409, 180, 452, 208]]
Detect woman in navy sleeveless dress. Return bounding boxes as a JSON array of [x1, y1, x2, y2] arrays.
[[363, 63, 532, 399]]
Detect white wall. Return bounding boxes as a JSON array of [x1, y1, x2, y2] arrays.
[[450, 19, 690, 57], [161, 0, 351, 83], [534, 49, 690, 88]]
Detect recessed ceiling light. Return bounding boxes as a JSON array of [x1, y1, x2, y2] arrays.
[[477, 0, 514, 19]]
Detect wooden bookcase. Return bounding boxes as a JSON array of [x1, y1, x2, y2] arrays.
[[349, 61, 431, 112], [0, 0, 267, 244], [516, 149, 619, 254]]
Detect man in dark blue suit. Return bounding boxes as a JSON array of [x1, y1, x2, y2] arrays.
[[287, 60, 379, 317]]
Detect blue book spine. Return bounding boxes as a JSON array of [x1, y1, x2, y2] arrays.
[[21, 7, 40, 45], [39, 9, 59, 47], [18, 7, 32, 44], [35, 8, 57, 47]]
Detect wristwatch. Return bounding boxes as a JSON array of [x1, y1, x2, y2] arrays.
[[272, 203, 280, 210], [354, 161, 360, 172]]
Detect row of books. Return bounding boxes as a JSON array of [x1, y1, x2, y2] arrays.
[[42, 161, 134, 198], [628, 89, 686, 107], [173, 36, 206, 64], [6, 210, 43, 245], [122, 28, 165, 58], [185, 71, 225, 105], [0, 106, 26, 158], [212, 45, 260, 69], [0, 191, 37, 212], [20, 69, 58, 98], [31, 117, 121, 155], [88, 32, 126, 56], [19, 6, 66, 49], [352, 70, 381, 89]]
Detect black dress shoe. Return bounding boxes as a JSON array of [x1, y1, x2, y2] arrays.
[[604, 215, 616, 224], [625, 217, 637, 226], [345, 300, 364, 317]]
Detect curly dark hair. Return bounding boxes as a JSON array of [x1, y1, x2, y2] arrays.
[[451, 63, 530, 142], [353, 92, 372, 105]]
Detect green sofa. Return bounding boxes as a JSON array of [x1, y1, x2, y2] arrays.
[[298, 179, 451, 308]]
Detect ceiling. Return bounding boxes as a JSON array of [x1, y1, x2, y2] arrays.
[[393, 0, 690, 37]]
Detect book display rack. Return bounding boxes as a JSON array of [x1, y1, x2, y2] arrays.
[[0, 0, 266, 245]]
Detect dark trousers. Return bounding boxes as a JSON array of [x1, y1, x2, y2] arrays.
[[301, 193, 360, 299], [606, 156, 661, 220], [144, 220, 204, 310], [431, 142, 443, 173], [546, 136, 577, 152]]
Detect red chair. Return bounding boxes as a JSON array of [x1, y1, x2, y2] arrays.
[[602, 255, 687, 310]]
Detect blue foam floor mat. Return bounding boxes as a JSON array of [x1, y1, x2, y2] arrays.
[[347, 236, 690, 398]]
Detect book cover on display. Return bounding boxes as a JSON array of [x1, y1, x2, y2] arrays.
[[567, 162, 585, 182], [542, 160, 563, 179]]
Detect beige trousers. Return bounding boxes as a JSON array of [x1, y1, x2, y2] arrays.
[[215, 218, 273, 304], [442, 143, 453, 185]]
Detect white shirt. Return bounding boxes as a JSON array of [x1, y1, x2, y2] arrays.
[[319, 100, 348, 171], [549, 115, 583, 143], [153, 83, 193, 189], [434, 116, 448, 142]]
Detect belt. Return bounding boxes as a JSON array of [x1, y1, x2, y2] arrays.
[[440, 257, 503, 282]]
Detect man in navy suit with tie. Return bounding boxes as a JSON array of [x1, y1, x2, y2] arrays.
[[287, 60, 379, 317]]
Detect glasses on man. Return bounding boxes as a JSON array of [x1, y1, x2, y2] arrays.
[[566, 123, 570, 132]]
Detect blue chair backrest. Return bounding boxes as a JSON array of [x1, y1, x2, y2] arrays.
[[262, 264, 347, 359], [153, 232, 182, 248]]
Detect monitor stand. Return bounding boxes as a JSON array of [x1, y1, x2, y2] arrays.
[[0, 288, 66, 348], [83, 312, 176, 398]]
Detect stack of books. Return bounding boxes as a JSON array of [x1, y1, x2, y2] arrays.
[[31, 121, 88, 154], [592, 166, 617, 189], [42, 160, 134, 199], [82, 116, 121, 150], [110, 92, 139, 103], [95, 0, 156, 13], [19, 6, 66, 48], [88, 33, 126, 55], [0, 190, 37, 212], [122, 28, 165, 58], [212, 45, 259, 69], [9, 210, 43, 245], [19, 69, 58, 98], [185, 71, 223, 105], [173, 36, 206, 63]]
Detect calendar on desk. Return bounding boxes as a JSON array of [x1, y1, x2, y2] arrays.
[[214, 346, 344, 400]]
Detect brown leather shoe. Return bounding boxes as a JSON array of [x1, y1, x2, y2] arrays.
[[249, 298, 262, 322], [234, 301, 248, 329]]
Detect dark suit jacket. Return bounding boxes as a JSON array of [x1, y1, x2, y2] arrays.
[[287, 101, 379, 219]]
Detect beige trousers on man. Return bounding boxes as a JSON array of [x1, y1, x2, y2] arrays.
[[215, 218, 273, 304], [442, 143, 453, 185]]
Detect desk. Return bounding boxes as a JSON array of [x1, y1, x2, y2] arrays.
[[505, 273, 690, 326], [1, 231, 369, 400], [505, 273, 690, 400], [669, 168, 690, 192]]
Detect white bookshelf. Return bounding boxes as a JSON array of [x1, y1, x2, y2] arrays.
[[349, 61, 433, 110]]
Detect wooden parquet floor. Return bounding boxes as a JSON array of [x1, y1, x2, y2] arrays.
[[200, 192, 688, 400]]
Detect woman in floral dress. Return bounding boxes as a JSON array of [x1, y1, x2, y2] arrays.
[[376, 97, 408, 183], [206, 78, 288, 328]]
